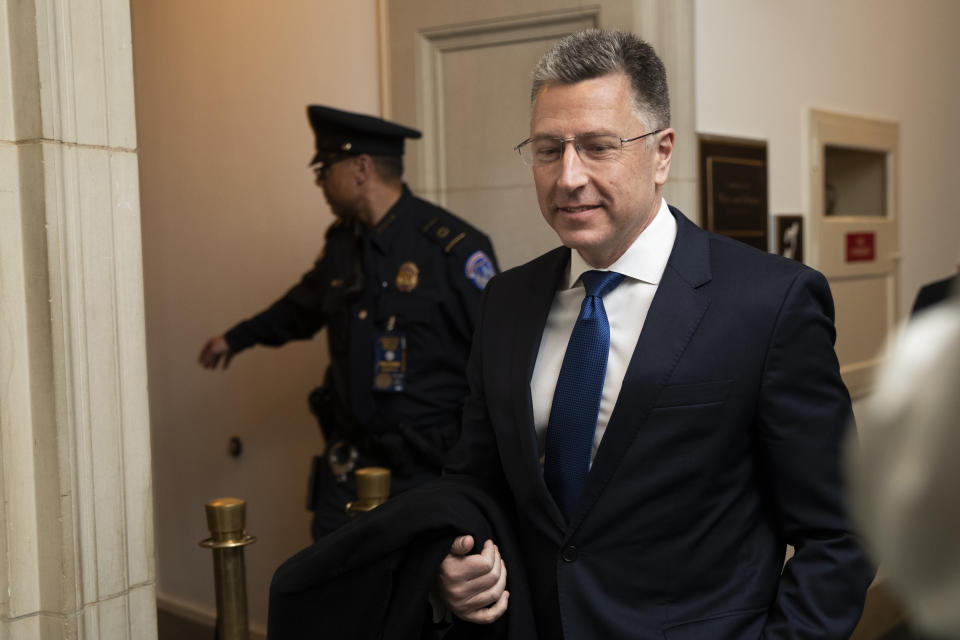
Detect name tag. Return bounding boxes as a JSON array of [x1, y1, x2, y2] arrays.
[[373, 316, 406, 392]]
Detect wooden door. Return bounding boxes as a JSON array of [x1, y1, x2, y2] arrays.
[[385, 2, 640, 269], [809, 110, 900, 399]]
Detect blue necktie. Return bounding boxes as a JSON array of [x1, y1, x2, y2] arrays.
[[544, 269, 626, 520]]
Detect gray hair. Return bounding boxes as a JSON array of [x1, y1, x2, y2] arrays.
[[530, 29, 670, 130]]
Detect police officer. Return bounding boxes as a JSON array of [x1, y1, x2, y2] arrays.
[[198, 105, 498, 539]]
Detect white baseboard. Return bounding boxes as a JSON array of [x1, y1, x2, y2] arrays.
[[156, 592, 266, 640]]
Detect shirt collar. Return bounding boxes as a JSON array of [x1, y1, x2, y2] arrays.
[[567, 198, 677, 289], [367, 184, 412, 252]]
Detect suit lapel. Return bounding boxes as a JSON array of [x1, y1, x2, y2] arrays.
[[509, 247, 570, 533], [569, 208, 713, 532]]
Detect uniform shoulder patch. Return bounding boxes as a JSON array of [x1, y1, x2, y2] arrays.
[[421, 215, 470, 253], [465, 250, 496, 290]]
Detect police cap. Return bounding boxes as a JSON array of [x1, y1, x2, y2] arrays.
[[307, 105, 422, 166]]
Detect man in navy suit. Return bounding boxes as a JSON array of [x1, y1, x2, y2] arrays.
[[434, 30, 873, 638]]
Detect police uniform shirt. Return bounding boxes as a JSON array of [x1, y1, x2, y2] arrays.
[[224, 185, 498, 442]]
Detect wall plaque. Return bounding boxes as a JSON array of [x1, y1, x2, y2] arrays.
[[700, 138, 768, 251]]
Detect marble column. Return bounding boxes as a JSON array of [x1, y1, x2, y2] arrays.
[[0, 0, 157, 638]]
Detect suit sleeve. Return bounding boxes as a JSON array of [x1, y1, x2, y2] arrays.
[[443, 279, 511, 500], [224, 258, 329, 353], [757, 269, 874, 639]]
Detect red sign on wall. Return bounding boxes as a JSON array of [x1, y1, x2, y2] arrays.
[[846, 232, 876, 262]]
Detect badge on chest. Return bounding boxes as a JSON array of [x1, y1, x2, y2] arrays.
[[373, 315, 406, 392], [395, 261, 419, 292]]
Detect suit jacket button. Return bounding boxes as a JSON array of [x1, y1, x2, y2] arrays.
[[561, 545, 578, 563]]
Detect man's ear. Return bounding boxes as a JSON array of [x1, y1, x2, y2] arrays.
[[654, 128, 675, 187], [353, 154, 372, 185]]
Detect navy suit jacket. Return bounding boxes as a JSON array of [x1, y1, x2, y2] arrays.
[[910, 273, 957, 316], [445, 207, 873, 639]]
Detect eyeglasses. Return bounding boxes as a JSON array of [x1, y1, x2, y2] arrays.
[[311, 155, 349, 181], [514, 130, 662, 167]]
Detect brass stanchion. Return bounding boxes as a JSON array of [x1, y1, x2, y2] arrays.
[[199, 497, 257, 640], [345, 467, 391, 517]]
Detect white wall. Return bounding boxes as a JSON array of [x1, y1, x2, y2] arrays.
[[132, 1, 380, 631], [695, 0, 960, 315]]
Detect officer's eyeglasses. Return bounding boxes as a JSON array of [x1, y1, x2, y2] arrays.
[[513, 130, 662, 167], [312, 155, 350, 181]]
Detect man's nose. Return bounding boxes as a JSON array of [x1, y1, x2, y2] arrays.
[[556, 141, 589, 190]]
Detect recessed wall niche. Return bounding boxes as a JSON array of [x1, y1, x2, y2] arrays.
[[823, 145, 887, 217]]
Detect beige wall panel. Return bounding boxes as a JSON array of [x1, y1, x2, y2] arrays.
[[831, 275, 889, 367], [817, 219, 899, 280], [132, 0, 380, 630]]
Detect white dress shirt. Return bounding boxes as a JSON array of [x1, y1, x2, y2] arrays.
[[530, 198, 677, 464]]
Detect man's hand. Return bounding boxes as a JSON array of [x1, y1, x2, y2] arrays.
[[436, 535, 509, 624], [198, 335, 234, 370]]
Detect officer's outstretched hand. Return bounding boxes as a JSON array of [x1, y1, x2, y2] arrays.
[[198, 335, 234, 370], [436, 535, 509, 624]]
